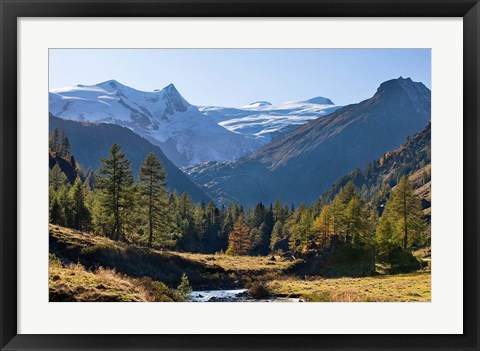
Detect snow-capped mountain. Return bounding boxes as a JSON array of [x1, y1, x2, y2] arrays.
[[49, 80, 264, 167], [200, 97, 341, 142], [49, 80, 340, 167], [186, 77, 431, 206]]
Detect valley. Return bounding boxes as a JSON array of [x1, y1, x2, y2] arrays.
[[48, 75, 432, 303], [50, 225, 430, 302]]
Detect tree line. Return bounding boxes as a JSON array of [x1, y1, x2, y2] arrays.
[[49, 131, 429, 260]]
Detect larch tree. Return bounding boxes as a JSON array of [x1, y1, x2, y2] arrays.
[[343, 196, 368, 244], [312, 204, 332, 249], [376, 176, 425, 251], [226, 214, 252, 255], [270, 220, 284, 253], [95, 144, 133, 241]]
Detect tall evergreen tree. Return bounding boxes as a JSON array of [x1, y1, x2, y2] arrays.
[[137, 153, 175, 247], [49, 128, 60, 153], [95, 144, 133, 241], [59, 132, 71, 157], [49, 188, 62, 225], [49, 164, 68, 191], [69, 177, 91, 230]]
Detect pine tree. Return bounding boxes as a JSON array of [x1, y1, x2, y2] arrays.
[[58, 185, 73, 228], [49, 164, 68, 191], [70, 177, 91, 230], [95, 144, 133, 241], [59, 132, 71, 157], [137, 153, 175, 248], [49, 188, 62, 225], [177, 273, 192, 297], [49, 128, 60, 153]]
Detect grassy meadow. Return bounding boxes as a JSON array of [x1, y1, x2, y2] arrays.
[[49, 224, 430, 302]]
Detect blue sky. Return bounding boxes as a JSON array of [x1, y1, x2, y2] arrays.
[[49, 49, 431, 107]]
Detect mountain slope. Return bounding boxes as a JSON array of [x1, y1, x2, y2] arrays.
[[186, 77, 431, 206], [316, 122, 431, 209], [50, 80, 263, 167], [49, 115, 211, 203], [49, 80, 342, 167]]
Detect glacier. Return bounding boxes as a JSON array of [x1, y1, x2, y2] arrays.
[[49, 80, 341, 167]]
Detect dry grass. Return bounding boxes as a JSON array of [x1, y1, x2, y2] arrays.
[[266, 271, 431, 302], [49, 254, 184, 302], [49, 224, 122, 249], [174, 252, 294, 273], [49, 224, 236, 290]]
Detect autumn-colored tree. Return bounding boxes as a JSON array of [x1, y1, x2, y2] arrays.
[[288, 208, 315, 254], [269, 220, 285, 252], [376, 176, 425, 252], [312, 204, 332, 249], [343, 196, 368, 243], [226, 214, 252, 255]]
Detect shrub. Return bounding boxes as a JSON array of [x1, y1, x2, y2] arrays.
[[386, 247, 421, 274], [177, 273, 192, 297], [248, 281, 270, 299]]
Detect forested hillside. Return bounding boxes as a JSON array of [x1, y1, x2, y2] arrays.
[[315, 122, 431, 212], [185, 77, 431, 206], [49, 114, 211, 203]]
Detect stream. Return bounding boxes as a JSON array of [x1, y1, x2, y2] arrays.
[[189, 289, 303, 302]]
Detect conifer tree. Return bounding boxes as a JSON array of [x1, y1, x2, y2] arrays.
[[49, 164, 68, 191], [226, 214, 252, 255], [59, 132, 71, 157], [376, 176, 425, 251], [49, 188, 62, 225], [312, 204, 332, 249], [288, 207, 314, 254], [270, 220, 284, 253], [343, 196, 368, 244], [137, 153, 175, 247], [95, 144, 133, 241], [70, 177, 91, 230], [49, 128, 60, 153], [58, 185, 73, 228]]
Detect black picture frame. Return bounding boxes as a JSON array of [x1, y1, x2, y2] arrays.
[[1, 1, 479, 350]]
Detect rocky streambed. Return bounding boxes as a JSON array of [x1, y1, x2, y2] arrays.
[[189, 289, 303, 302]]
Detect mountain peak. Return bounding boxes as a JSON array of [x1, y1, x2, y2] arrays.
[[374, 77, 430, 111], [95, 79, 131, 91], [243, 101, 273, 108], [302, 96, 334, 105], [160, 83, 190, 112], [163, 83, 179, 94], [376, 76, 423, 93]]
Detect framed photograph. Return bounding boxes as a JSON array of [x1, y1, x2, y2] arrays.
[[1, 0, 478, 350]]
